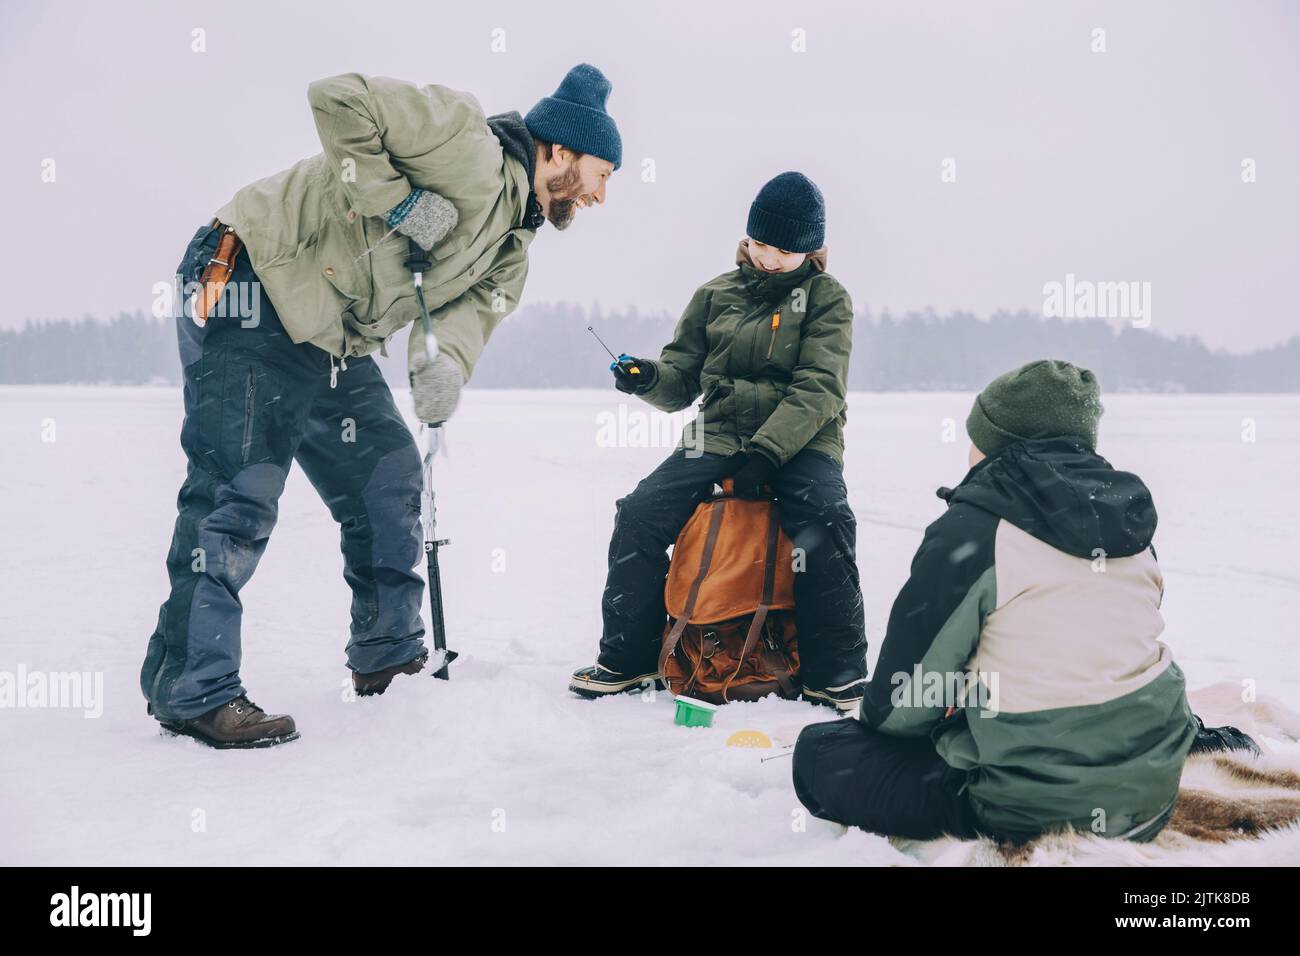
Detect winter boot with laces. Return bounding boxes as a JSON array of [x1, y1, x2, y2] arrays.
[[569, 663, 662, 699], [156, 695, 299, 749], [352, 652, 429, 697]]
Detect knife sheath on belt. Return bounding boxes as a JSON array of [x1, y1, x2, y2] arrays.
[[191, 223, 244, 324]]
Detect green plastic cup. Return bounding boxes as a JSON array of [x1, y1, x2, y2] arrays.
[[674, 696, 718, 728]]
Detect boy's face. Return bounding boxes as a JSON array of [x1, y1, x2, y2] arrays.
[[968, 442, 986, 469], [747, 238, 807, 274]]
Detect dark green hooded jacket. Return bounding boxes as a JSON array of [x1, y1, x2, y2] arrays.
[[637, 240, 853, 466]]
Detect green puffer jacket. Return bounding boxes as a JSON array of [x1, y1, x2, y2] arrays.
[[214, 73, 536, 381], [637, 240, 853, 466]]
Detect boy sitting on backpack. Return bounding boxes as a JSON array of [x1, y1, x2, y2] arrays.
[[792, 360, 1259, 843], [568, 172, 868, 711]]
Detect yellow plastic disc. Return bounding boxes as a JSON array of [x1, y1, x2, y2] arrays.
[[726, 730, 773, 749]]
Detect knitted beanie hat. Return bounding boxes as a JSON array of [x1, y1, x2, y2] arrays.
[[746, 172, 826, 253], [967, 359, 1103, 455], [524, 63, 622, 170]]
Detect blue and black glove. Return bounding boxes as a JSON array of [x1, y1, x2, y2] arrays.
[[611, 354, 657, 395], [727, 448, 780, 499]]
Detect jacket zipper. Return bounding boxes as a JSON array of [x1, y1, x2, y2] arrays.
[[241, 369, 256, 463], [765, 310, 781, 361]]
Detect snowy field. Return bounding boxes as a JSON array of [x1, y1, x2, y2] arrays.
[[2, 386, 1298, 866]]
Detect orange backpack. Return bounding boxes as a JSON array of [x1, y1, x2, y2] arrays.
[[659, 481, 800, 704]]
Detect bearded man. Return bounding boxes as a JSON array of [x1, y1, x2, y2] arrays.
[[142, 64, 621, 748]]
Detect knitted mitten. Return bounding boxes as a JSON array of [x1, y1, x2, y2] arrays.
[[387, 188, 459, 251], [410, 352, 464, 424]]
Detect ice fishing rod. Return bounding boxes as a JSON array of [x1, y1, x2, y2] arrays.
[[406, 239, 456, 680], [407, 241, 439, 364], [588, 325, 640, 376], [420, 425, 456, 680]]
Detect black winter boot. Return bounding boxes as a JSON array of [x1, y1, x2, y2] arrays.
[[1188, 714, 1262, 757], [802, 675, 867, 714]]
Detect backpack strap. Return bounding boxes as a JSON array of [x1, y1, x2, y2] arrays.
[[721, 503, 788, 702], [681, 635, 704, 697], [759, 507, 798, 697], [659, 499, 728, 681], [757, 620, 797, 699]]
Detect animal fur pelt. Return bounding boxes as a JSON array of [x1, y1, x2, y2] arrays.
[[893, 682, 1300, 866]]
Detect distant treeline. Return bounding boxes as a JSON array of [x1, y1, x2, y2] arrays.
[[2, 305, 1297, 392]]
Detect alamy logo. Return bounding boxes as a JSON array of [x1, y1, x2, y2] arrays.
[[0, 665, 103, 718], [49, 886, 151, 936], [596, 404, 704, 456], [1042, 273, 1151, 328], [889, 665, 1000, 717]]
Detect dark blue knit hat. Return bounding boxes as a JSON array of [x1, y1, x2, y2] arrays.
[[525, 64, 622, 170], [747, 172, 825, 253]]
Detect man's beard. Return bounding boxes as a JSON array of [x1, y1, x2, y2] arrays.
[[543, 163, 585, 230]]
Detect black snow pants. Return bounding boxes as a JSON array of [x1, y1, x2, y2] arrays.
[[141, 222, 426, 721], [795, 719, 1189, 843], [793, 719, 983, 840], [597, 447, 867, 690]]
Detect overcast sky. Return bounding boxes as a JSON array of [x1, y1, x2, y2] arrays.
[[1, 0, 1296, 352]]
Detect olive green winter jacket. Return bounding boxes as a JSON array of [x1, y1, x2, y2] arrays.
[[214, 73, 536, 381], [637, 240, 853, 466]]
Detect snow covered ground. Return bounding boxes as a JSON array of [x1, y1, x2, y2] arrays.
[[2, 386, 1298, 865]]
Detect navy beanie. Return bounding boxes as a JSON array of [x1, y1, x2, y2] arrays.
[[525, 64, 622, 170], [746, 172, 825, 253]]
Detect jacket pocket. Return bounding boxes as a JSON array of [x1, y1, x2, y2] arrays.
[[765, 310, 781, 360], [353, 289, 417, 343], [762, 305, 803, 373], [698, 379, 735, 410], [219, 358, 280, 474], [316, 215, 373, 306], [430, 230, 470, 261]]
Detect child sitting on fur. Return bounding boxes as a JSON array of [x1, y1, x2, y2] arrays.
[[792, 360, 1259, 843]]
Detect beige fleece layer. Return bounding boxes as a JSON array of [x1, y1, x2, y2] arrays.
[[968, 520, 1174, 715]]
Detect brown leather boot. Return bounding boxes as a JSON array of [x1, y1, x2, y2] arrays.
[[353, 653, 428, 697], [157, 696, 299, 749]]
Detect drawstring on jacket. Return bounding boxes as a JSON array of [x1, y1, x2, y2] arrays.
[[329, 353, 348, 389]]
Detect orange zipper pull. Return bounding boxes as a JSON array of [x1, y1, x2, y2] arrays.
[[766, 310, 781, 360]]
